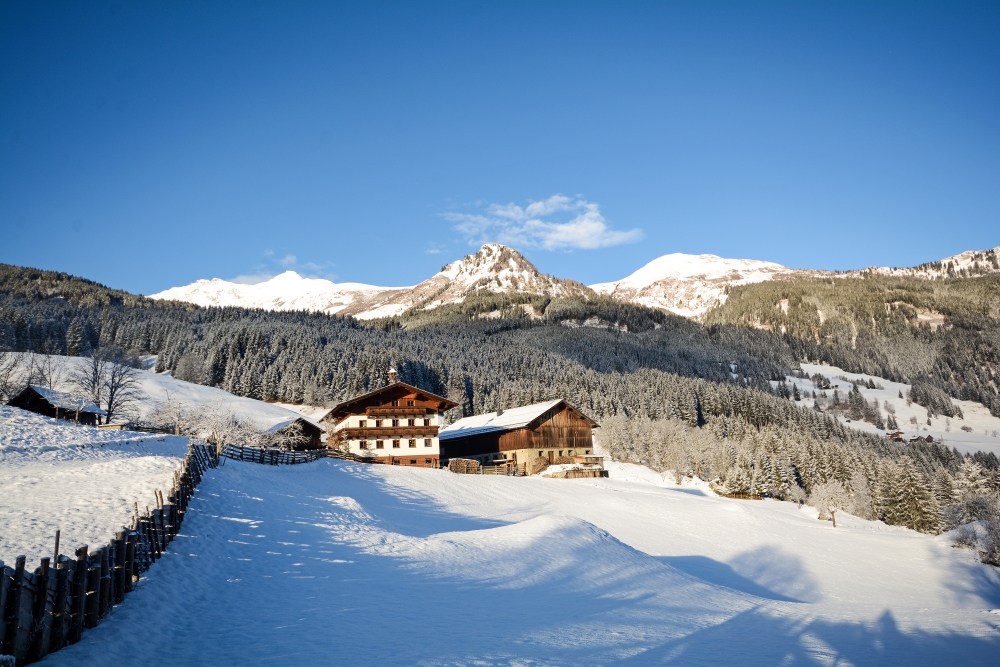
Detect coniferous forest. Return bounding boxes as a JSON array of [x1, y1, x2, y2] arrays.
[[2, 263, 999, 551]]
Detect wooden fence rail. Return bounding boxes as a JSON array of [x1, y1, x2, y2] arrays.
[[0, 442, 218, 667]]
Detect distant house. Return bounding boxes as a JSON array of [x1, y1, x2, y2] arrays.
[[439, 399, 599, 473], [321, 372, 458, 467], [266, 417, 324, 451], [7, 385, 107, 426]]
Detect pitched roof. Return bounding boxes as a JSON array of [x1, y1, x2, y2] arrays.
[[323, 381, 458, 421], [439, 399, 596, 440], [27, 385, 106, 415]]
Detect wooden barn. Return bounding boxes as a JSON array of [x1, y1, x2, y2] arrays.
[[320, 374, 458, 467], [439, 399, 599, 473], [7, 384, 107, 426]]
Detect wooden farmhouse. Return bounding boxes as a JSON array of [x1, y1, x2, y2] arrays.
[[321, 376, 458, 467], [7, 384, 107, 426], [439, 399, 599, 472]]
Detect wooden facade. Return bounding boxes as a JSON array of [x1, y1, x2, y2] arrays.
[[322, 381, 458, 467], [440, 400, 599, 469], [270, 417, 324, 451]]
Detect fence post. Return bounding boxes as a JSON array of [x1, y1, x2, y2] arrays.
[[83, 557, 99, 629], [50, 556, 71, 652], [68, 547, 86, 644], [98, 546, 110, 619], [1, 556, 24, 661], [28, 558, 50, 661]]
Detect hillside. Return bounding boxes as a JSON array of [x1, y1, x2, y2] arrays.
[[703, 274, 1000, 417]]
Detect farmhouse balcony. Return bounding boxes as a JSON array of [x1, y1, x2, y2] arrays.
[[365, 406, 433, 416], [338, 426, 440, 439]]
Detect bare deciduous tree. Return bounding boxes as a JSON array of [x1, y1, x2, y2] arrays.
[[102, 348, 143, 423], [72, 352, 108, 411], [0, 350, 23, 402]]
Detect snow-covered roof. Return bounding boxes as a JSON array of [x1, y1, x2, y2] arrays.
[[440, 399, 596, 440], [265, 416, 322, 434], [27, 385, 106, 415]]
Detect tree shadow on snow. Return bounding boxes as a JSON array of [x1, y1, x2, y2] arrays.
[[627, 606, 1000, 667], [656, 555, 809, 603]]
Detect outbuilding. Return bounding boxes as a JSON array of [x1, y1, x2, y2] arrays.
[[7, 384, 107, 426], [439, 399, 599, 473]]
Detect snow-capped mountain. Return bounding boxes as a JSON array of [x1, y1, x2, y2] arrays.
[[150, 244, 590, 319], [149, 271, 411, 319], [590, 253, 821, 318], [854, 246, 1000, 279], [151, 243, 1000, 322]]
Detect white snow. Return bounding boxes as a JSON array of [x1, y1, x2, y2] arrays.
[[37, 459, 1000, 665], [149, 270, 411, 319], [590, 253, 820, 319], [789, 363, 1000, 457], [0, 405, 189, 563]]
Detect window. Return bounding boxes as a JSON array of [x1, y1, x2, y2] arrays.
[[407, 400, 414, 406], [375, 419, 383, 427], [423, 439, 431, 447], [359, 420, 367, 428], [359, 441, 369, 449], [568, 450, 574, 456], [376, 440, 384, 449], [408, 439, 416, 448], [425, 458, 431, 464], [392, 440, 400, 448], [423, 418, 431, 426], [410, 459, 416, 464], [407, 418, 415, 426], [538, 451, 544, 457], [392, 419, 400, 427], [391, 400, 399, 406], [558, 451, 563, 457], [585, 450, 590, 454]]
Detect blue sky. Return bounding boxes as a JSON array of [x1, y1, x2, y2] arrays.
[[1, 1, 998, 294]]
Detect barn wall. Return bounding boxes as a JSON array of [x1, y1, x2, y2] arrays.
[[440, 405, 594, 461]]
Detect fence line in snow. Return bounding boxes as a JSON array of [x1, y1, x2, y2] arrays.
[[0, 442, 218, 667]]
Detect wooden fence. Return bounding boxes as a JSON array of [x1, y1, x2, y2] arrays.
[[0, 442, 218, 667], [220, 444, 328, 465]]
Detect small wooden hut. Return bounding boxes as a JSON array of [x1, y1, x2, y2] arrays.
[[7, 385, 107, 426]]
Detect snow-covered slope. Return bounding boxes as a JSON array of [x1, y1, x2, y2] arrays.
[[42, 459, 1000, 665], [0, 405, 189, 562], [16, 354, 313, 431], [150, 244, 591, 320], [590, 253, 822, 318]]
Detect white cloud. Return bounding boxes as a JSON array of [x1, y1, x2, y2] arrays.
[[446, 195, 642, 250], [278, 254, 298, 267], [230, 273, 277, 285]]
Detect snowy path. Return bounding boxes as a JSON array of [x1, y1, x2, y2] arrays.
[[41, 460, 1000, 666]]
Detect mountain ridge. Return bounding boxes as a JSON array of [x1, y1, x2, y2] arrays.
[[149, 244, 1000, 320]]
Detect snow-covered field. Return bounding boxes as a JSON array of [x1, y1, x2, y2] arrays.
[[41, 458, 1000, 666], [789, 363, 1000, 457], [0, 406, 189, 563]]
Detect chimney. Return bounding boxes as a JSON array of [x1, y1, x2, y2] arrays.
[[388, 367, 398, 384]]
